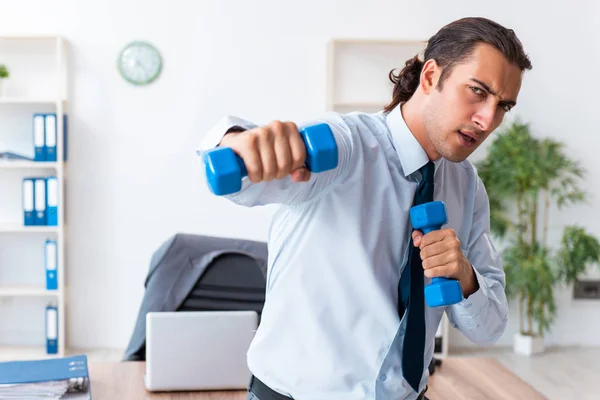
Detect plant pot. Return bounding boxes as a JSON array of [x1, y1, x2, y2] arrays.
[[513, 332, 544, 356], [0, 79, 8, 97]]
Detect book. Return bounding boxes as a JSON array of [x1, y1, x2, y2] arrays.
[[0, 354, 91, 399]]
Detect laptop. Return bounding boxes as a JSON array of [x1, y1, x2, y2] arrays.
[[144, 310, 258, 392]]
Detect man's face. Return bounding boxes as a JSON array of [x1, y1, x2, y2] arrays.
[[423, 43, 523, 162]]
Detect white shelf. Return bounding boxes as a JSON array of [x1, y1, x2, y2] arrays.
[[0, 98, 66, 105], [332, 102, 387, 107], [0, 286, 60, 297], [0, 161, 60, 169], [0, 346, 62, 362], [0, 35, 68, 358], [326, 38, 427, 112], [331, 102, 387, 113], [0, 224, 59, 233]]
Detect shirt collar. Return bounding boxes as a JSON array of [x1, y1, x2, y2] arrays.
[[384, 103, 442, 178]]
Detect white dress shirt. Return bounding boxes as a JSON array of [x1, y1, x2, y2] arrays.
[[196, 104, 508, 400]]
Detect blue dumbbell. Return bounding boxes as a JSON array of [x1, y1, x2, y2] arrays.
[[410, 201, 463, 307], [203, 122, 338, 195]]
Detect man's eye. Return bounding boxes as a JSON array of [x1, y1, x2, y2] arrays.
[[501, 104, 512, 112], [469, 86, 484, 96]]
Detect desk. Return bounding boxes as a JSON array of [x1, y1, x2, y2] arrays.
[[88, 362, 245, 399], [89, 358, 545, 399]]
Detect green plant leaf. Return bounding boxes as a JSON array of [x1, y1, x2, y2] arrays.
[[556, 225, 600, 284], [475, 118, 599, 337]]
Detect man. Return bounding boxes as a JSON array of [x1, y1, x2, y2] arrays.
[[197, 16, 532, 400]]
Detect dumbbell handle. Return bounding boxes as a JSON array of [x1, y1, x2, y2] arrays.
[[418, 222, 448, 286], [410, 201, 463, 307], [203, 122, 338, 195]]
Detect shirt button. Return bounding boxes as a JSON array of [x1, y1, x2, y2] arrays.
[[380, 374, 387, 381]]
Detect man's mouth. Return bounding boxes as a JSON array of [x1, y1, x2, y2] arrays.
[[458, 130, 477, 143], [457, 130, 478, 148]]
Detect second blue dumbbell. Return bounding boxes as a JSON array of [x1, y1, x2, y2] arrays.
[[203, 122, 338, 196], [410, 201, 464, 307]]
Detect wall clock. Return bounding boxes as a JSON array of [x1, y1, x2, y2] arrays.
[[117, 41, 162, 86]]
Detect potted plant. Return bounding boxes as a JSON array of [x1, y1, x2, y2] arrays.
[[475, 119, 600, 356], [0, 64, 8, 96]]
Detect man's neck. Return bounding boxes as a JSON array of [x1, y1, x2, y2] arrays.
[[400, 98, 439, 161]]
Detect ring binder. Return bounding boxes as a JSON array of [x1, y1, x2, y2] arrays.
[[0, 354, 91, 399]]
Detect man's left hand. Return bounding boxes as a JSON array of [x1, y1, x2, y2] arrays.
[[412, 228, 479, 298]]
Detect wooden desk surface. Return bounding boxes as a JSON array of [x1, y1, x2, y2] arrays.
[[89, 358, 545, 400], [88, 362, 245, 399]]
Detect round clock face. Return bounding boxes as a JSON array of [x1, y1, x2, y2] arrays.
[[117, 41, 162, 85]]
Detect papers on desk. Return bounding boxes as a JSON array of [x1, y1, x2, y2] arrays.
[[0, 380, 83, 399], [0, 355, 91, 399]]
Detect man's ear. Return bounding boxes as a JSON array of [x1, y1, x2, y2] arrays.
[[420, 59, 440, 94]]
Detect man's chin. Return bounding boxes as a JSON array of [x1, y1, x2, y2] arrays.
[[439, 148, 471, 163]]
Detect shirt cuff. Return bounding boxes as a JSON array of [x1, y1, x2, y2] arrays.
[[195, 115, 256, 156], [451, 266, 489, 325]]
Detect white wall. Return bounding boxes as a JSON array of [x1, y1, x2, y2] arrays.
[[0, 0, 598, 350]]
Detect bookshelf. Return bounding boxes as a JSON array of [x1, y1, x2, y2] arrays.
[[325, 38, 427, 114], [325, 38, 452, 358], [0, 161, 59, 170], [0, 35, 68, 358]]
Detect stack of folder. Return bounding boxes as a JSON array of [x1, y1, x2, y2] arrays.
[[0, 113, 67, 162], [0, 355, 91, 399], [32, 113, 67, 162], [22, 176, 59, 226]]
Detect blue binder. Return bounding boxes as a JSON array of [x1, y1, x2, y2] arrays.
[[34, 178, 47, 225], [0, 354, 88, 384], [22, 178, 35, 226], [44, 114, 57, 162], [46, 176, 58, 226], [0, 354, 90, 398], [45, 305, 58, 354], [33, 114, 46, 162], [45, 240, 58, 290]]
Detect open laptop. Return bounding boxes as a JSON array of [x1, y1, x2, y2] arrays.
[[144, 310, 258, 392]]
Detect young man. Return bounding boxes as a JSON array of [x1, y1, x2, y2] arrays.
[[197, 16, 532, 400]]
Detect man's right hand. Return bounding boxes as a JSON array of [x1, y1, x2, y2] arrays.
[[219, 120, 311, 183]]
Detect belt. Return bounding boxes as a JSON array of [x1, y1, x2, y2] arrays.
[[249, 375, 293, 400], [249, 375, 429, 400]]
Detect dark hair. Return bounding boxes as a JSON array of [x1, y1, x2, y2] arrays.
[[384, 17, 533, 112]]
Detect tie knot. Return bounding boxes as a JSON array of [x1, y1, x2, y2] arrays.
[[420, 161, 434, 182]]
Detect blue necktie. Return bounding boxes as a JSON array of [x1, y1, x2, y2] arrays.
[[398, 161, 434, 393]]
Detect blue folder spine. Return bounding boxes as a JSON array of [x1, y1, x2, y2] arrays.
[[22, 178, 35, 226], [45, 240, 58, 290], [34, 178, 47, 226], [45, 305, 58, 354], [44, 114, 57, 162], [46, 176, 58, 226], [33, 114, 45, 162]]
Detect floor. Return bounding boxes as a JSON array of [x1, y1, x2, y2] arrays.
[[2, 346, 597, 399], [450, 346, 599, 400]]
